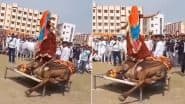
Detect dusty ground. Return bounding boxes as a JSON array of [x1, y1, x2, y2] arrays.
[[92, 62, 185, 104], [0, 55, 91, 104]]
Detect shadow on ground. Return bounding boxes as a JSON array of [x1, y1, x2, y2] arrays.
[[96, 82, 169, 104]]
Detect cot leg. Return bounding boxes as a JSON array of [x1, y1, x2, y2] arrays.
[[140, 87, 143, 103], [42, 85, 46, 96], [93, 75, 96, 89], [4, 67, 8, 79]]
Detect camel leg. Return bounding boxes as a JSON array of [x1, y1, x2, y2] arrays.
[[119, 80, 144, 102], [25, 79, 49, 96]]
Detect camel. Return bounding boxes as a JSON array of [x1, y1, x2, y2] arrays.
[[118, 57, 172, 102], [17, 58, 76, 96]]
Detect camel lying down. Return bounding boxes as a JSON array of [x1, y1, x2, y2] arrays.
[[117, 57, 172, 102], [17, 59, 76, 96]]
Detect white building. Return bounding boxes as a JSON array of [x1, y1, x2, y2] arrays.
[[143, 13, 165, 35], [92, 3, 143, 36], [0, 2, 58, 36], [165, 21, 185, 35], [57, 23, 76, 42]]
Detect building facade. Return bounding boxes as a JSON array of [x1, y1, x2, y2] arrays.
[[92, 3, 143, 36], [57, 23, 76, 42], [73, 33, 90, 45], [0, 2, 58, 36], [165, 21, 185, 35], [143, 13, 165, 35]]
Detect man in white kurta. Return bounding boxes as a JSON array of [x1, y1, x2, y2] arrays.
[[60, 43, 71, 61], [154, 39, 166, 57]]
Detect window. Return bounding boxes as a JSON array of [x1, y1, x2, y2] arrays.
[[1, 13, 4, 16], [122, 7, 125, 10], [33, 19, 37, 23], [104, 23, 108, 26], [111, 30, 114, 32], [13, 9, 16, 12], [117, 30, 120, 33], [1, 7, 5, 10], [110, 10, 114, 13], [104, 16, 108, 20], [98, 16, 101, 19], [27, 24, 30, 27], [110, 16, 114, 20], [116, 17, 120, 20], [23, 18, 26, 21], [98, 29, 102, 32], [11, 21, 15, 24], [93, 9, 95, 13], [34, 14, 37, 17], [17, 22, 20, 25], [98, 23, 102, 26], [98, 9, 101, 13], [21, 29, 24, 32], [111, 23, 114, 26], [93, 23, 95, 26], [17, 16, 21, 20], [29, 13, 32, 16], [18, 11, 22, 14], [105, 29, 108, 32], [32, 25, 36, 28], [16, 28, 19, 31], [27, 30, 29, 33], [28, 19, 31, 21], [93, 29, 96, 32], [32, 31, 35, 34], [0, 19, 3, 22], [93, 16, 95, 19], [12, 15, 16, 19], [151, 17, 154, 21], [24, 12, 27, 15], [116, 10, 119, 13], [116, 23, 120, 26], [151, 24, 154, 27], [22, 23, 25, 26], [104, 10, 108, 13], [64, 26, 66, 29], [0, 25, 2, 28]]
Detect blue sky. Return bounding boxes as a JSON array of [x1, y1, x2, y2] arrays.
[[94, 0, 185, 23], [2, 0, 92, 33]]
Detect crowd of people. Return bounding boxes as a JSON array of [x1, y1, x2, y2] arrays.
[[92, 34, 185, 73], [0, 33, 92, 74]]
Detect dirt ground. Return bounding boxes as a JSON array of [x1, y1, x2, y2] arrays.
[[0, 55, 91, 104], [92, 62, 185, 104]]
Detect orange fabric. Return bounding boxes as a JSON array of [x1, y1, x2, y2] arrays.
[[129, 6, 139, 27], [40, 11, 49, 29]]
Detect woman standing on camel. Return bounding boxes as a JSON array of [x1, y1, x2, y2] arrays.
[[123, 6, 159, 62]]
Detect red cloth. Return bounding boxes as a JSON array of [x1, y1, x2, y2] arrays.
[[37, 31, 56, 58], [127, 34, 151, 59]]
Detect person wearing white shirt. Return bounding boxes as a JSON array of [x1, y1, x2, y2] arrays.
[[60, 42, 71, 61], [8, 34, 17, 64], [153, 36, 165, 57], [110, 37, 122, 66], [98, 38, 107, 62]]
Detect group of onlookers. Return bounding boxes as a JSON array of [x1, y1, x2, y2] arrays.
[[56, 41, 92, 74], [92, 34, 185, 74], [0, 33, 93, 74]]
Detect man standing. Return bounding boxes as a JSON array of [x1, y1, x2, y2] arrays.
[[110, 36, 122, 66], [178, 36, 185, 73], [8, 34, 17, 65], [60, 42, 71, 61]]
